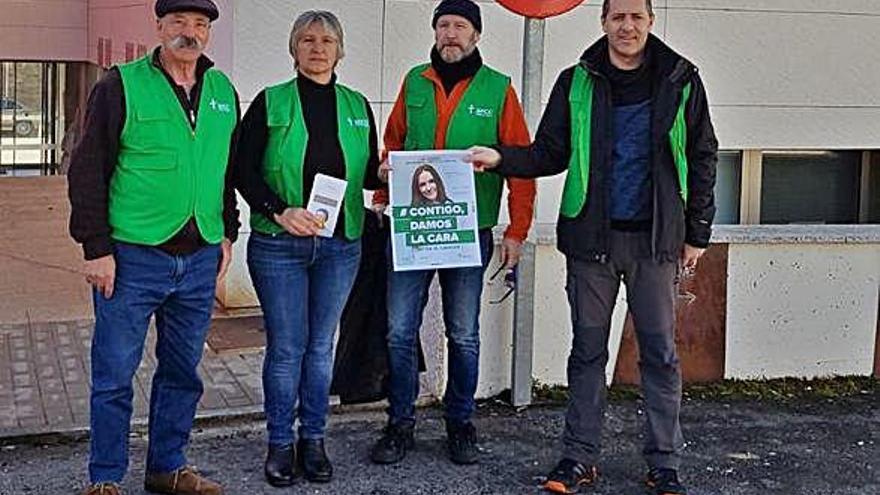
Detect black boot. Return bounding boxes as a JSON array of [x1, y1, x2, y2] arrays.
[[264, 444, 296, 487], [370, 421, 415, 465], [446, 420, 479, 465], [297, 438, 332, 483]]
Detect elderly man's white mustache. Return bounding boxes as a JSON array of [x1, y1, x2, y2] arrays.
[[170, 35, 203, 50]]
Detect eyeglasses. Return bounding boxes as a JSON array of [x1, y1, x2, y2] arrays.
[[488, 264, 517, 304]]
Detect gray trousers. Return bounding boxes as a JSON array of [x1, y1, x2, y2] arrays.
[[562, 230, 683, 470]]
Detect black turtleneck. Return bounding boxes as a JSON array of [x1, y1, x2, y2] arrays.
[[431, 46, 483, 95], [298, 74, 345, 207], [598, 45, 654, 106]]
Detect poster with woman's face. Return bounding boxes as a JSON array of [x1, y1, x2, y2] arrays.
[[388, 150, 482, 271]]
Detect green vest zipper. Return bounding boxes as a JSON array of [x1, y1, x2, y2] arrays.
[[111, 54, 236, 245]]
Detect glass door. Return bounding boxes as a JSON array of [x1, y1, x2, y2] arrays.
[[0, 62, 64, 176]]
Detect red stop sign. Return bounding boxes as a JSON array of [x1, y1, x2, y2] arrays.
[[497, 0, 587, 19]]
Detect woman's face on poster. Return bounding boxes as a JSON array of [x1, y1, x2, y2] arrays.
[[417, 170, 438, 201]]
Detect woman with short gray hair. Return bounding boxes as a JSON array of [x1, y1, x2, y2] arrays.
[[288, 10, 346, 62], [234, 9, 382, 487]]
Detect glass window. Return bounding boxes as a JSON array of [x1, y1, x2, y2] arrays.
[[714, 151, 742, 224], [868, 152, 880, 223], [760, 151, 861, 224], [0, 61, 63, 176]]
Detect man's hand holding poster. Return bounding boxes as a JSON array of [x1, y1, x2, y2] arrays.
[[388, 151, 482, 271]]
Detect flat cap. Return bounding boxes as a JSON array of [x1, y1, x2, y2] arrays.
[[155, 0, 219, 21]]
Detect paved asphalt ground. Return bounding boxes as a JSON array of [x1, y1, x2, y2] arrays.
[[1, 392, 877, 495]]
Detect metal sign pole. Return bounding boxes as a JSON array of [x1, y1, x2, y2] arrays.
[[511, 17, 545, 407]]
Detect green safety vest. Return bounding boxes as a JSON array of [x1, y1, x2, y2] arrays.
[[561, 64, 692, 218], [250, 79, 371, 239], [404, 64, 509, 229], [110, 54, 237, 245]]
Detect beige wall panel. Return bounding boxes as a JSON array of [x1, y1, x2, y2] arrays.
[[667, 1, 880, 14], [535, 175, 566, 225], [476, 249, 515, 397], [725, 243, 880, 379], [210, 0, 236, 73], [712, 106, 880, 150], [233, 0, 383, 103], [382, 1, 524, 103], [375, 102, 395, 143], [88, 2, 154, 65], [0, 27, 86, 61], [531, 248, 571, 385], [538, 3, 880, 148], [541, 2, 669, 103], [665, 9, 880, 108], [0, 0, 87, 60], [541, 3, 602, 103], [1, 1, 88, 27], [381, 1, 436, 102]]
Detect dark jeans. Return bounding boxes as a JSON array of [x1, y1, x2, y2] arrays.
[[89, 243, 220, 483], [385, 229, 494, 425], [247, 232, 361, 447], [563, 230, 683, 470]]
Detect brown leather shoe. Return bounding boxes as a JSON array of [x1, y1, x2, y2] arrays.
[[144, 466, 223, 495], [81, 483, 122, 495]]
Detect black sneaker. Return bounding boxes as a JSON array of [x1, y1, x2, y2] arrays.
[[446, 420, 479, 465], [370, 421, 415, 465], [543, 458, 598, 494], [645, 468, 687, 495]]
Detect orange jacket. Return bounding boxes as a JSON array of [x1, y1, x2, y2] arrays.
[[375, 66, 536, 242]]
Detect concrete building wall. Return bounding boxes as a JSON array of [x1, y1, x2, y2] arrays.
[[501, 233, 880, 391], [224, 1, 880, 231], [220, 1, 880, 396], [87, 1, 154, 65], [87, 0, 235, 70], [724, 243, 880, 379], [4, 1, 878, 400], [0, 0, 233, 65], [535, 0, 880, 225], [0, 0, 88, 61]]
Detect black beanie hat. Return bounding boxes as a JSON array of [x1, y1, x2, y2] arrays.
[[432, 0, 482, 33], [155, 0, 219, 21]]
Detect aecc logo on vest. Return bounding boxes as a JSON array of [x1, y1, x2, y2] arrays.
[[347, 117, 370, 128], [208, 98, 232, 113], [467, 104, 493, 118]]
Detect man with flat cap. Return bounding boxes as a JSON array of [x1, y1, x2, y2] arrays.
[[68, 1, 238, 493], [369, 0, 536, 466]]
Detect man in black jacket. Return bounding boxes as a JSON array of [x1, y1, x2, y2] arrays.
[[470, 0, 717, 493]]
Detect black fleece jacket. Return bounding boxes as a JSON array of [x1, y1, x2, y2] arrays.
[[496, 34, 718, 262]]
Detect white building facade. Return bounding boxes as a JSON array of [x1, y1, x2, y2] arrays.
[[3, 0, 877, 396]]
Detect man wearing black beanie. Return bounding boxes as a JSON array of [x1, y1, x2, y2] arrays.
[[432, 0, 483, 33], [370, 0, 537, 467]]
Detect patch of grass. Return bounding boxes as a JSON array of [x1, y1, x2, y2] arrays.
[[531, 376, 879, 405], [532, 382, 641, 404], [683, 376, 878, 402]]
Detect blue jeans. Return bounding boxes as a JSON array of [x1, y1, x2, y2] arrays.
[[386, 229, 493, 425], [247, 232, 361, 447], [89, 243, 220, 484]]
